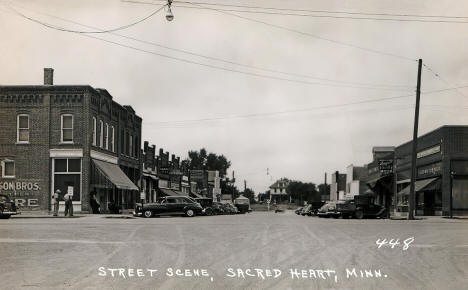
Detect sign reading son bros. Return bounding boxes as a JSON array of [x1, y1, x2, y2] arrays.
[[0, 180, 42, 208]]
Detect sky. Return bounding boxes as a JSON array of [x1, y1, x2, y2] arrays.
[[0, 0, 467, 193]]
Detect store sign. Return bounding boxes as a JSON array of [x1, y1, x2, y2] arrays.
[[417, 145, 441, 159], [15, 199, 39, 207], [0, 181, 40, 191], [190, 170, 204, 181], [378, 160, 393, 176], [418, 162, 442, 178]]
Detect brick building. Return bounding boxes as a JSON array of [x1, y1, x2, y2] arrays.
[[0, 68, 141, 213], [395, 126, 468, 216]]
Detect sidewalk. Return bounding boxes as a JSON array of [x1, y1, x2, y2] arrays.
[[11, 210, 135, 219]]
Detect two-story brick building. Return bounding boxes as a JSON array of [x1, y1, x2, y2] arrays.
[[0, 68, 141, 213]]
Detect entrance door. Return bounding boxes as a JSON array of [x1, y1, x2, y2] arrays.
[[423, 191, 435, 215]]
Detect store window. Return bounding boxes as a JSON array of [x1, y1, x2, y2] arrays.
[[53, 158, 81, 202], [92, 117, 97, 146], [1, 160, 15, 178], [17, 114, 30, 143], [61, 114, 73, 143]]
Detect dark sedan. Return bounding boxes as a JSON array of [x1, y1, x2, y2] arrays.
[[0, 194, 19, 219], [134, 196, 203, 218]]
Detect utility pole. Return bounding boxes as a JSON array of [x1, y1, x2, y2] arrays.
[[244, 180, 247, 192], [408, 59, 423, 220], [324, 173, 327, 200]]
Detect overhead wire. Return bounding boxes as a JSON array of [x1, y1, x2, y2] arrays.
[[422, 63, 468, 101], [144, 84, 468, 126], [1, 4, 415, 92], [2, 2, 414, 90], [181, 1, 417, 62], [5, 2, 167, 34], [136, 0, 468, 20]]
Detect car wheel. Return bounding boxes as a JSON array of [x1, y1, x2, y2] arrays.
[[185, 209, 195, 217], [205, 208, 213, 216], [355, 210, 364, 219], [143, 210, 153, 218]]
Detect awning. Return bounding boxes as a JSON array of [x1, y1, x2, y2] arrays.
[[143, 172, 158, 181], [93, 159, 139, 191], [367, 174, 392, 190], [159, 188, 187, 197], [397, 177, 439, 196]]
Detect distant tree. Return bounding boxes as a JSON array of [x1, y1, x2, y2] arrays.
[[185, 148, 231, 177], [242, 188, 256, 204], [317, 183, 330, 198], [286, 181, 320, 205], [222, 182, 239, 200]]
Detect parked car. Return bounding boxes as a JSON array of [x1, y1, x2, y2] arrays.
[[212, 202, 225, 215], [300, 204, 312, 216], [317, 201, 340, 218], [336, 194, 386, 219], [194, 198, 215, 216], [0, 194, 19, 219], [134, 196, 203, 218], [295, 207, 303, 215], [222, 203, 239, 214]]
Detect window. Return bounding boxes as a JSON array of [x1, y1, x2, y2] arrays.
[[1, 160, 15, 178], [134, 136, 139, 157], [53, 158, 82, 202], [17, 114, 30, 143], [129, 134, 133, 157], [111, 126, 115, 152], [61, 114, 73, 143], [92, 117, 96, 146], [99, 120, 103, 148], [104, 123, 109, 150]]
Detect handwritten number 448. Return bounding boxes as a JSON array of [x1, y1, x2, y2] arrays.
[[376, 237, 414, 250]]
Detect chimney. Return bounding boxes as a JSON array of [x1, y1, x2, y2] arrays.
[[44, 68, 54, 85]]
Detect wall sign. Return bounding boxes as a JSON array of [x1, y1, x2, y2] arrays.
[[418, 162, 442, 178], [0, 181, 40, 191], [417, 145, 441, 159]]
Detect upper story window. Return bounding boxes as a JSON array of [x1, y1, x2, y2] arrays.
[[111, 126, 115, 152], [1, 160, 15, 178], [104, 123, 109, 150], [92, 117, 97, 146], [99, 120, 103, 148], [17, 114, 29, 143], [61, 114, 73, 143], [129, 134, 133, 157]]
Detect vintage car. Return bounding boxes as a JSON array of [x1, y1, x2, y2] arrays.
[[295, 207, 303, 215], [317, 201, 340, 218], [222, 203, 239, 214], [194, 198, 215, 216], [234, 198, 250, 214], [0, 194, 19, 219], [335, 195, 386, 219], [300, 204, 312, 216], [211, 202, 225, 215], [134, 196, 203, 218]]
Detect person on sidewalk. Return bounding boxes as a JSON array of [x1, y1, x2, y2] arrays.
[[64, 192, 73, 217], [90, 191, 100, 214], [52, 189, 60, 216]]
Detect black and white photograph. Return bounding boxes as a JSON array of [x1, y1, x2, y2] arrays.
[[0, 0, 467, 289]]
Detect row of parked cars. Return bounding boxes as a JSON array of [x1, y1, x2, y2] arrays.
[[296, 194, 386, 219], [134, 196, 251, 218]]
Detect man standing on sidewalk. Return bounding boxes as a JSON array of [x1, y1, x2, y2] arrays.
[[52, 189, 60, 216], [64, 191, 73, 217]]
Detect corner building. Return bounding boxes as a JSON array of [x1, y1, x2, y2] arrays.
[[0, 69, 141, 213]]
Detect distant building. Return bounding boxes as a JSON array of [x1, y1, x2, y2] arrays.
[[330, 172, 346, 201], [269, 178, 290, 203], [345, 164, 368, 199]]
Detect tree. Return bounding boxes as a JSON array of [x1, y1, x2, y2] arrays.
[[222, 182, 239, 200], [317, 183, 330, 198], [286, 181, 320, 205], [243, 188, 256, 204], [185, 148, 231, 177]]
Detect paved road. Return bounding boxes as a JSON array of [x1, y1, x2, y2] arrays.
[[0, 211, 467, 290]]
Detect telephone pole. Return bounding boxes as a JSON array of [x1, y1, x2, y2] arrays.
[[408, 59, 423, 220]]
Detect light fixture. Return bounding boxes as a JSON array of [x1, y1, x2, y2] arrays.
[[166, 0, 174, 21]]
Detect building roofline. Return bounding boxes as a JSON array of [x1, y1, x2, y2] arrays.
[[396, 125, 468, 149]]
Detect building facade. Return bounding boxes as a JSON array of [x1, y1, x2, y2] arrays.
[[0, 69, 141, 213], [329, 172, 346, 201], [345, 164, 368, 199]]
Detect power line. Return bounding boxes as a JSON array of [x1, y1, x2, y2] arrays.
[[4, 3, 414, 89], [422, 63, 468, 101], [127, 0, 468, 20], [143, 85, 468, 126], [1, 5, 415, 92], [154, 2, 468, 23], [5, 2, 167, 34], [182, 1, 417, 62]]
